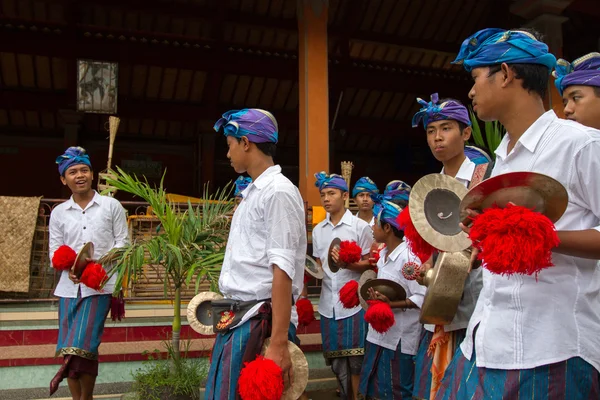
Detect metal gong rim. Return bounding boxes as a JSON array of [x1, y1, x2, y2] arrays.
[[460, 171, 569, 223], [409, 174, 471, 253]]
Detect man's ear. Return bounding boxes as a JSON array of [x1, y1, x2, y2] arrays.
[[462, 126, 472, 142], [241, 136, 251, 152], [60, 176, 67, 186], [342, 191, 349, 202], [500, 63, 516, 88]]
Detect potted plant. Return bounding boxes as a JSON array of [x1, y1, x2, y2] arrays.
[[130, 339, 208, 400], [104, 167, 233, 355]]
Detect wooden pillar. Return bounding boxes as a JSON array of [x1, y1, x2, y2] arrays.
[[297, 0, 329, 207]]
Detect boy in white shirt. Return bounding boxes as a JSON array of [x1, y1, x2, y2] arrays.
[[312, 172, 374, 400], [436, 28, 600, 399], [358, 181, 426, 399], [49, 146, 129, 398]]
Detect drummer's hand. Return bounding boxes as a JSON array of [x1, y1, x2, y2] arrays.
[[367, 287, 390, 304], [416, 262, 431, 286], [264, 340, 293, 390], [467, 247, 480, 273], [68, 271, 80, 284], [331, 248, 347, 268], [459, 208, 480, 235]]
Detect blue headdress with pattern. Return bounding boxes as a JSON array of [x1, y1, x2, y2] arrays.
[[314, 172, 348, 192], [234, 176, 252, 198], [352, 177, 379, 198], [372, 180, 411, 229], [213, 108, 278, 143], [452, 28, 556, 72], [412, 93, 472, 129], [56, 146, 92, 176], [553, 52, 600, 96]]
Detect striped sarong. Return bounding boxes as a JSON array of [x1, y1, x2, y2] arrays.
[[50, 294, 111, 395], [358, 340, 415, 399], [320, 309, 367, 360], [204, 321, 298, 400], [413, 329, 465, 400], [56, 294, 112, 360], [435, 347, 600, 400]]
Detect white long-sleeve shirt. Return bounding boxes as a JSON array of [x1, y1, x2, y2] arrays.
[[219, 165, 307, 328], [460, 111, 600, 371], [49, 191, 129, 298]]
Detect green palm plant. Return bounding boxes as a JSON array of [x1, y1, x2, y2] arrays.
[[468, 106, 506, 159], [103, 167, 234, 355]]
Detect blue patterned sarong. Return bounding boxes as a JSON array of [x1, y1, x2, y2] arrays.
[[358, 340, 415, 399], [435, 346, 600, 400], [413, 329, 466, 400], [56, 294, 112, 360], [320, 309, 367, 360], [205, 321, 298, 400]]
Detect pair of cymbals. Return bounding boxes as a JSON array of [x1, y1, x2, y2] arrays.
[[409, 172, 568, 252], [72, 242, 94, 278], [357, 269, 407, 311]]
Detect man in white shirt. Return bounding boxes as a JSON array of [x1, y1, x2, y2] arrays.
[[205, 109, 306, 400], [312, 172, 374, 400], [49, 146, 129, 398], [554, 52, 600, 130], [352, 176, 379, 226], [435, 28, 600, 399], [410, 94, 488, 400], [358, 181, 426, 399]]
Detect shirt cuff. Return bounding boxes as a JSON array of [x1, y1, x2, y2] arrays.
[[267, 248, 296, 281], [408, 293, 424, 309], [594, 225, 600, 233]]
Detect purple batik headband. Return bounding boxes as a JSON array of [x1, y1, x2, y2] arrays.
[[213, 108, 278, 143], [411, 93, 471, 129], [554, 52, 600, 96], [314, 172, 348, 192]]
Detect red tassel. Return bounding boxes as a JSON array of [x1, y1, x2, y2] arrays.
[[397, 206, 435, 263], [338, 280, 360, 309], [80, 263, 108, 291], [365, 300, 395, 334], [296, 298, 315, 327], [470, 204, 560, 277], [339, 241, 362, 264], [238, 355, 284, 400], [52, 245, 76, 271], [110, 290, 126, 321], [303, 272, 311, 285]]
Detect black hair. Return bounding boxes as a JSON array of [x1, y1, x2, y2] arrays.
[[485, 28, 549, 98], [381, 198, 408, 240], [235, 137, 277, 158], [594, 87, 600, 98]]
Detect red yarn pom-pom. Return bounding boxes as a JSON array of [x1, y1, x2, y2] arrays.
[[339, 241, 362, 264], [238, 355, 284, 400], [80, 263, 108, 291], [338, 280, 360, 309], [396, 206, 435, 263], [365, 300, 395, 334], [52, 245, 76, 270], [470, 204, 560, 277], [296, 298, 315, 327]]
